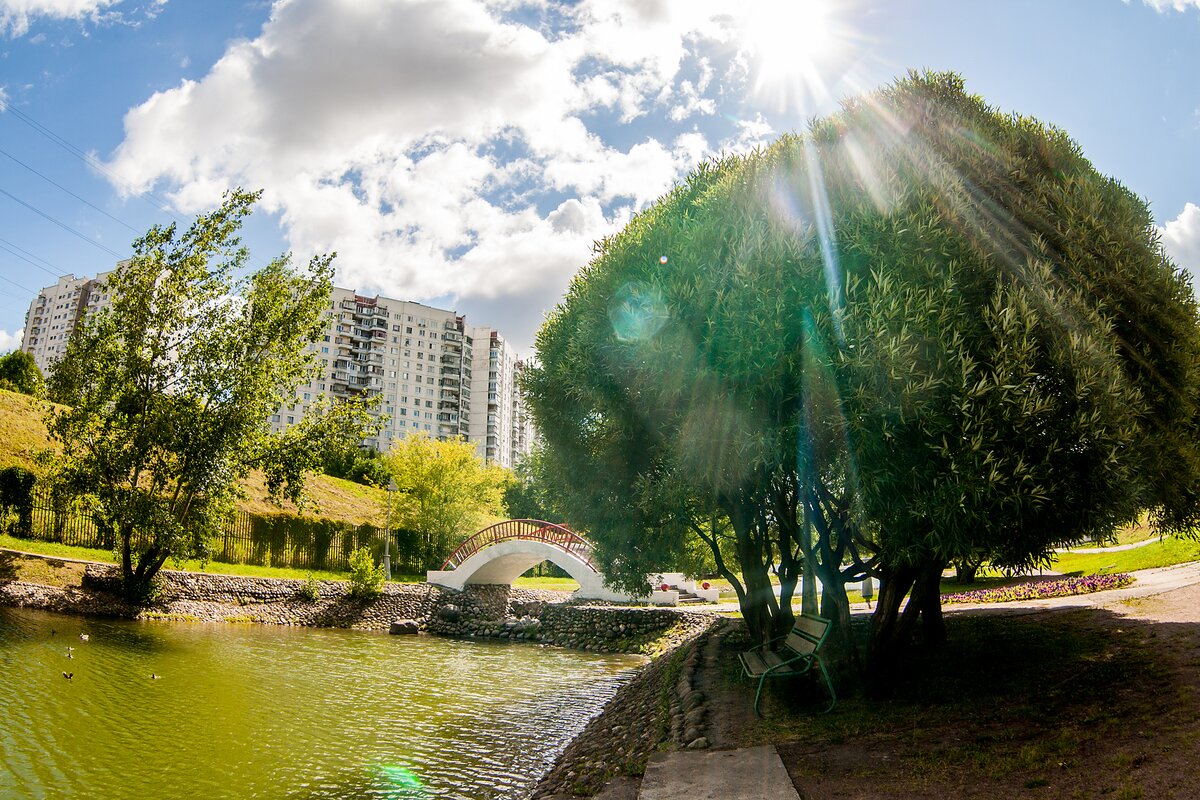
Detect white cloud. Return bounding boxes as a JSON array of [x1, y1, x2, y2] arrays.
[[1161, 203, 1200, 276], [103, 0, 823, 352], [1137, 0, 1200, 11], [0, 0, 119, 37], [0, 329, 23, 352]]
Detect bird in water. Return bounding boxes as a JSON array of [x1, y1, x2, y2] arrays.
[[62, 672, 73, 680], [79, 634, 89, 641], [150, 674, 161, 680], [66, 651, 72, 659]]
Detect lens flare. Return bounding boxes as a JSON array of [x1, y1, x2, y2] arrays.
[[609, 282, 669, 343], [374, 764, 429, 799]]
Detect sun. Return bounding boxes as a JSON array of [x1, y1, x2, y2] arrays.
[[739, 0, 849, 113]]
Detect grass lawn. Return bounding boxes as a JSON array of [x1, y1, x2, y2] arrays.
[[1052, 535, 1200, 576], [511, 575, 580, 591], [0, 535, 434, 584], [0, 388, 385, 525]]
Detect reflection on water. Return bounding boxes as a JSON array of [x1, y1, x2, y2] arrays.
[[0, 606, 643, 799]]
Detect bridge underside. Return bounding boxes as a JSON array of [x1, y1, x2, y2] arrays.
[[427, 539, 636, 602]]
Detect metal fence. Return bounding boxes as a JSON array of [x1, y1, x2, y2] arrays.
[[16, 488, 425, 574]]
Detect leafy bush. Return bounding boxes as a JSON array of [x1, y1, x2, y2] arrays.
[[0, 466, 35, 535], [347, 546, 384, 600], [298, 573, 321, 602], [941, 574, 1134, 604]]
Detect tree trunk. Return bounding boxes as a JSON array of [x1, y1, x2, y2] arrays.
[[913, 560, 947, 646], [866, 564, 918, 695]]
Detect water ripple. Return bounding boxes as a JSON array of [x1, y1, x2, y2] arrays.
[[0, 607, 643, 799]]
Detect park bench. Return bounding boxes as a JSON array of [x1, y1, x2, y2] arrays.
[[738, 613, 836, 715]]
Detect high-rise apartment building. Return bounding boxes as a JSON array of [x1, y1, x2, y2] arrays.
[[20, 270, 115, 375], [269, 287, 479, 453], [468, 329, 522, 467], [21, 271, 533, 465]]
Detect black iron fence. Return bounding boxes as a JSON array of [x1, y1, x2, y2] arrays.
[[14, 488, 426, 575]]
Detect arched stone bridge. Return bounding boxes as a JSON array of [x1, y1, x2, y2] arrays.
[[426, 519, 636, 602]]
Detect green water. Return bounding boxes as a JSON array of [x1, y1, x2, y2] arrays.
[[0, 606, 644, 799]]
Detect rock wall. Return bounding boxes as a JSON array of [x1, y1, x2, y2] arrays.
[[1, 557, 714, 656], [532, 619, 717, 798]]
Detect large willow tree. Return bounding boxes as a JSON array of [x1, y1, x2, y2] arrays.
[[525, 72, 1200, 671]]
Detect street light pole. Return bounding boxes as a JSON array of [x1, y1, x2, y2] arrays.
[[384, 478, 397, 581]]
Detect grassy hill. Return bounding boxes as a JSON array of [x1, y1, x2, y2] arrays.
[[0, 389, 385, 526]]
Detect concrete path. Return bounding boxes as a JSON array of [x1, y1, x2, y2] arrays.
[[638, 745, 799, 800], [1054, 536, 1161, 553]]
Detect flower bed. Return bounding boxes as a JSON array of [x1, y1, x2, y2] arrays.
[[941, 573, 1135, 604]]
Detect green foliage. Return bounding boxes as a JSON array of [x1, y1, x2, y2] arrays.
[[299, 572, 321, 602], [322, 447, 390, 487], [0, 465, 35, 535], [525, 71, 1200, 658], [503, 444, 562, 522], [383, 433, 512, 569], [347, 546, 384, 600], [43, 189, 380, 603], [0, 351, 42, 396]]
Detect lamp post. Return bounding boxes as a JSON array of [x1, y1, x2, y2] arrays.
[[384, 478, 397, 581]]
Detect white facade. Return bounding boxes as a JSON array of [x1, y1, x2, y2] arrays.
[[20, 269, 116, 375], [467, 328, 529, 468], [270, 288, 477, 452], [272, 289, 533, 463]]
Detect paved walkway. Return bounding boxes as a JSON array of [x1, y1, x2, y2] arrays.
[[631, 561, 1200, 799], [637, 746, 799, 800]]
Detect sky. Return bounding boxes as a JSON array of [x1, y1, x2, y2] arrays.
[[0, 0, 1198, 358]]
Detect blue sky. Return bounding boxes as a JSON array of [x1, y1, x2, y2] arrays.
[[1, 0, 1198, 356]]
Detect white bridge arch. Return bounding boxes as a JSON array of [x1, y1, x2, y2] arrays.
[[426, 520, 635, 602]]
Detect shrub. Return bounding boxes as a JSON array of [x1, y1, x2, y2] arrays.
[[0, 466, 35, 535], [347, 546, 384, 600], [299, 573, 321, 602]]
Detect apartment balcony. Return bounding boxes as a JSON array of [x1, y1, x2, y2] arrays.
[[440, 354, 459, 365], [439, 377, 461, 389]]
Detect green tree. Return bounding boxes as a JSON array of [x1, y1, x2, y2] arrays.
[[524, 72, 1200, 671], [0, 350, 43, 396], [383, 433, 512, 569], [503, 444, 562, 522], [45, 189, 379, 602]]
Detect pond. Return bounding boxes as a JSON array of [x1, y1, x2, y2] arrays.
[[0, 606, 644, 799]]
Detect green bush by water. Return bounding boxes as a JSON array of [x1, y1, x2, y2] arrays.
[[348, 547, 384, 600]]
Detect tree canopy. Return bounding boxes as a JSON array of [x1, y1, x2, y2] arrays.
[[382, 434, 511, 569], [46, 190, 378, 601], [524, 72, 1200, 669], [0, 350, 42, 396]]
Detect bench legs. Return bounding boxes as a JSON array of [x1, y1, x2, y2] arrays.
[[815, 654, 837, 713], [752, 657, 837, 716]]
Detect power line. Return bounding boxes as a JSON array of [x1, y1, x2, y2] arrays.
[[1, 105, 182, 222], [0, 187, 125, 259], [0, 146, 141, 234], [0, 237, 66, 279]]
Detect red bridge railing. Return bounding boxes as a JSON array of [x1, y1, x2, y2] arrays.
[[440, 520, 595, 571]]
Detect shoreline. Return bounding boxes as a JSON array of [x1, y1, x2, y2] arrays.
[[1, 547, 720, 798]]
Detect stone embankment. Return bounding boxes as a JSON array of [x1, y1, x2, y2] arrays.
[[532, 618, 717, 798], [0, 557, 713, 655]]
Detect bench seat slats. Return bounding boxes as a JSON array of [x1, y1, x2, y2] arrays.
[[785, 633, 818, 655]]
